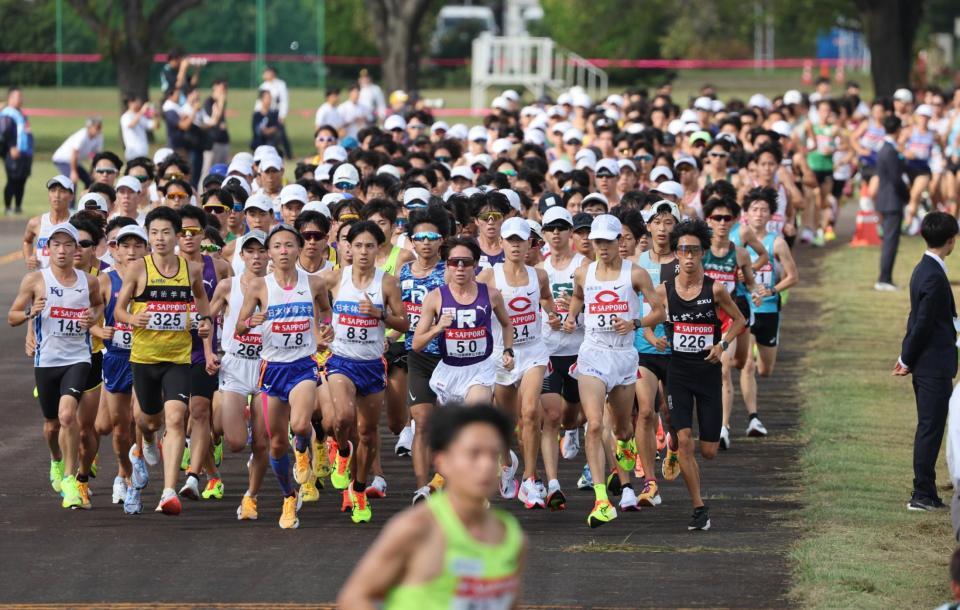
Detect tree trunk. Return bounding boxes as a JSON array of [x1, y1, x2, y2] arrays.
[[382, 27, 413, 93], [116, 51, 153, 104], [857, 0, 924, 97], [366, 0, 434, 94]]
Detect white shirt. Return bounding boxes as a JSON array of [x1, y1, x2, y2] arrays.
[[337, 100, 370, 139], [358, 83, 386, 119], [259, 78, 289, 120], [120, 110, 154, 160], [52, 127, 103, 164], [315, 103, 343, 130]]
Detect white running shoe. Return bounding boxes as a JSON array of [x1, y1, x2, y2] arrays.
[[141, 439, 160, 466], [619, 486, 640, 512], [129, 445, 149, 489], [746, 417, 768, 437], [499, 450, 519, 499], [179, 476, 200, 500], [368, 475, 388, 498], [577, 464, 593, 489], [412, 485, 432, 505], [112, 476, 127, 504], [395, 425, 414, 457], [719, 425, 731, 450], [518, 478, 545, 509], [561, 429, 580, 460]]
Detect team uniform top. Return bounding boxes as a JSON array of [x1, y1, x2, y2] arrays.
[[703, 243, 739, 296], [221, 278, 263, 361], [103, 269, 134, 356], [383, 492, 522, 610], [859, 120, 885, 165], [477, 248, 505, 273], [906, 128, 934, 169], [491, 263, 541, 351], [437, 283, 494, 367], [665, 275, 721, 361], [35, 213, 55, 269], [189, 255, 218, 365], [260, 269, 317, 363], [400, 261, 446, 355], [634, 251, 675, 356], [34, 267, 92, 368], [296, 258, 335, 276], [542, 253, 585, 356], [87, 266, 105, 353], [582, 260, 640, 350], [748, 232, 780, 313], [330, 266, 386, 361], [130, 255, 193, 365]]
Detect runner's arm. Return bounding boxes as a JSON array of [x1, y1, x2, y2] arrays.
[[7, 272, 41, 326], [234, 278, 267, 335], [772, 237, 799, 293], [535, 268, 557, 317], [89, 272, 114, 340], [633, 266, 665, 328], [114, 260, 147, 327], [411, 289, 443, 352], [21, 216, 39, 270], [739, 224, 770, 271], [736, 246, 758, 294], [189, 261, 212, 337], [715, 281, 746, 343], [491, 288, 514, 351], [381, 274, 409, 333], [563, 267, 586, 332], [203, 278, 232, 356], [83, 272, 104, 328]]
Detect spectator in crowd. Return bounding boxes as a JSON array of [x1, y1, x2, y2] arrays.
[[0, 86, 33, 214], [338, 83, 369, 140], [258, 66, 293, 158], [160, 47, 202, 104], [120, 96, 155, 161], [162, 86, 204, 186], [252, 89, 282, 151], [315, 87, 344, 133], [201, 78, 230, 177], [52, 117, 103, 189], [357, 68, 386, 120], [875, 115, 911, 291]]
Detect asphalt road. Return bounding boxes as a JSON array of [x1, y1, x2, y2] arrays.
[[0, 217, 817, 608]]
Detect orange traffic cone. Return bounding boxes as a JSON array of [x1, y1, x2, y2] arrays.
[[850, 209, 882, 247]]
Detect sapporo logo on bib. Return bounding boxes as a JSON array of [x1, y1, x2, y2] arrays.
[[507, 295, 536, 344], [452, 574, 518, 610], [588, 289, 627, 330], [706, 269, 736, 294], [233, 330, 263, 359], [673, 322, 714, 353], [145, 301, 188, 331], [50, 306, 86, 337], [271, 319, 309, 348], [755, 263, 774, 288], [446, 327, 488, 358], [112, 320, 133, 349], [404, 301, 421, 330], [335, 301, 379, 343]]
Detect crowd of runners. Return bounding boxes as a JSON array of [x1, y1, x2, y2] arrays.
[[9, 72, 956, 549]]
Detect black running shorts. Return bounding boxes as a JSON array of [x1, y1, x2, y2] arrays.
[[35, 362, 91, 419], [751, 312, 780, 347], [541, 354, 580, 404], [386, 341, 407, 373], [637, 353, 670, 382], [666, 358, 722, 443], [132, 362, 191, 415], [190, 361, 219, 400], [84, 350, 103, 392], [407, 350, 441, 406]]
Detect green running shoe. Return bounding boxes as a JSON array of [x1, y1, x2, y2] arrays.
[[616, 438, 637, 471], [180, 445, 191, 472], [587, 499, 617, 528], [61, 475, 82, 509], [49, 459, 64, 494]]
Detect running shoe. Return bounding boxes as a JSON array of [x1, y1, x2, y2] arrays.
[[312, 437, 331, 481], [633, 459, 645, 479], [605, 470, 623, 498], [719, 425, 731, 450], [499, 450, 519, 500], [350, 488, 372, 523], [299, 479, 319, 503], [577, 464, 593, 489], [112, 476, 127, 504], [412, 485, 432, 505], [800, 227, 814, 244], [535, 478, 547, 499], [746, 417, 768, 437], [812, 229, 825, 248], [561, 429, 581, 459], [587, 499, 617, 528], [76, 481, 92, 510], [638, 479, 662, 507], [157, 488, 182, 515], [61, 475, 81, 509], [179, 476, 200, 500], [619, 486, 640, 512], [428, 472, 445, 492], [279, 495, 299, 529], [688, 505, 711, 531], [213, 438, 223, 468], [293, 447, 311, 484], [656, 418, 667, 451], [89, 456, 98, 479], [141, 439, 160, 466], [237, 495, 258, 520], [129, 445, 148, 489], [340, 488, 354, 512], [662, 447, 681, 481], [546, 480, 567, 511], [201, 478, 224, 500], [518, 478, 545, 509], [123, 485, 142, 514], [367, 475, 387, 499], [49, 459, 64, 494], [330, 442, 352, 490], [180, 444, 191, 472], [395, 425, 413, 457], [824, 226, 837, 242], [616, 438, 638, 471]]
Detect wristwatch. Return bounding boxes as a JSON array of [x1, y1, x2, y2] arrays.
[[720, 340, 730, 351], [633, 318, 642, 330], [503, 347, 515, 357], [195, 314, 210, 323]]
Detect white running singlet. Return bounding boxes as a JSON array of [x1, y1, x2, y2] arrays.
[[582, 260, 640, 350], [330, 266, 387, 361], [259, 269, 317, 363], [35, 267, 92, 367], [541, 253, 585, 356], [35, 213, 54, 269], [221, 278, 263, 361], [492, 263, 542, 349]]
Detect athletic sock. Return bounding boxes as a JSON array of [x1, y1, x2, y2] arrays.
[[186, 472, 199, 481], [354, 480, 367, 494], [338, 444, 351, 458], [593, 483, 608, 502], [77, 473, 89, 483], [548, 478, 560, 490], [748, 413, 759, 421], [294, 435, 309, 453], [269, 453, 294, 496], [622, 482, 633, 491]]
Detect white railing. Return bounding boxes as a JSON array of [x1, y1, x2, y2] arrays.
[[471, 36, 608, 110]]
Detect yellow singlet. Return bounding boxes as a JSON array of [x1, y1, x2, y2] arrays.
[[129, 255, 193, 365]]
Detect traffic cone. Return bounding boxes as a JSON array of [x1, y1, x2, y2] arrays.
[[802, 60, 813, 85], [850, 208, 882, 247]]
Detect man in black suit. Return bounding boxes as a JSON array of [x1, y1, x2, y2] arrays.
[[894, 211, 959, 511], [876, 115, 911, 291]]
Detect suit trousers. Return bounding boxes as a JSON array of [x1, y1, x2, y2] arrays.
[[879, 211, 902, 284], [913, 375, 952, 500]]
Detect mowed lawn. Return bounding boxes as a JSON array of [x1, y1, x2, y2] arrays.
[[793, 233, 957, 608]]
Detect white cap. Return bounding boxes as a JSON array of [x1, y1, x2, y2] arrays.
[[451, 166, 473, 181], [320, 192, 347, 209], [403, 187, 431, 208], [574, 148, 596, 164], [783, 89, 803, 105], [79, 192, 108, 213], [641, 200, 682, 222], [667, 119, 685, 135], [253, 145, 279, 163], [547, 105, 566, 118], [717, 132, 739, 145], [562, 127, 584, 143], [557, 92, 572, 106], [711, 100, 725, 113], [520, 105, 539, 117], [232, 152, 254, 166], [500, 217, 531, 240], [491, 96, 510, 111], [674, 155, 698, 170], [499, 189, 522, 213], [771, 120, 793, 138], [548, 159, 572, 175], [468, 125, 488, 142], [523, 128, 546, 146], [595, 158, 620, 177], [572, 92, 592, 108], [694, 96, 713, 111], [552, 121, 571, 135], [587, 214, 621, 240], [651, 180, 684, 200], [501, 89, 520, 102], [431, 121, 449, 134], [46, 175, 75, 192], [384, 114, 406, 131], [376, 164, 401, 180], [115, 224, 148, 243], [894, 88, 913, 104], [303, 200, 332, 218], [626, 122, 645, 135], [542, 206, 573, 227], [575, 158, 596, 172], [808, 92, 823, 105], [617, 159, 637, 173], [238, 229, 268, 249], [526, 219, 543, 240], [748, 94, 772, 110], [280, 184, 308, 206], [322, 145, 347, 163], [315, 162, 333, 182], [461, 187, 481, 197], [116, 175, 142, 193], [222, 175, 251, 196], [228, 158, 254, 177], [448, 123, 469, 140], [606, 93, 625, 107], [682, 122, 699, 134], [916, 104, 934, 118], [152, 148, 174, 165], [680, 109, 699, 124], [259, 155, 283, 172], [491, 138, 512, 155], [650, 166, 674, 182], [244, 193, 274, 212], [49, 222, 80, 243], [469, 153, 492, 169], [332, 163, 359, 186], [582, 192, 609, 209]]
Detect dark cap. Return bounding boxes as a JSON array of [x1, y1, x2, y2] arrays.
[[267, 222, 304, 247], [538, 191, 562, 214], [572, 212, 594, 231]]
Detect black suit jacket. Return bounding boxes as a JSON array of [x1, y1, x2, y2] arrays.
[[901, 254, 958, 378], [875, 140, 910, 214]]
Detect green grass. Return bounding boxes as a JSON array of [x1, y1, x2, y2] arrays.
[[792, 235, 956, 608]]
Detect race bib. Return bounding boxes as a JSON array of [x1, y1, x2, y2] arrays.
[[145, 301, 188, 331], [755, 263, 774, 289], [50, 306, 86, 337], [451, 574, 517, 610], [404, 301, 421, 331], [673, 322, 714, 353], [767, 213, 785, 236], [445, 327, 488, 358], [234, 331, 263, 359], [507, 294, 537, 345], [270, 319, 309, 349], [706, 269, 736, 294], [111, 321, 133, 350]]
